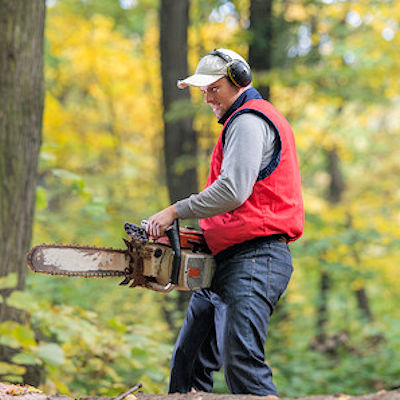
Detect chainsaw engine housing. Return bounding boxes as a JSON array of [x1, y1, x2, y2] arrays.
[[140, 244, 215, 291]]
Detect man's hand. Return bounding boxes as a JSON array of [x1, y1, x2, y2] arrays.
[[145, 204, 178, 238]]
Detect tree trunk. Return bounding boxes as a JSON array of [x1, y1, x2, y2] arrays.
[[159, 0, 197, 333], [314, 147, 344, 341], [160, 0, 198, 204], [346, 213, 373, 322], [315, 269, 330, 342], [355, 288, 373, 321], [326, 147, 346, 204], [316, 145, 373, 344], [249, 0, 273, 100], [0, 0, 46, 385]]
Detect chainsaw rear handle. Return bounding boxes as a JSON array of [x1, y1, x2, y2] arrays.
[[166, 219, 181, 285]]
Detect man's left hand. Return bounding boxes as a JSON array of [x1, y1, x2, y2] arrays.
[[145, 204, 178, 238]]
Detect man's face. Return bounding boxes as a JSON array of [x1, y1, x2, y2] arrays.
[[200, 77, 241, 120]]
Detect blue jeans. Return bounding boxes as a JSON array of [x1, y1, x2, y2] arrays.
[[169, 238, 293, 396]]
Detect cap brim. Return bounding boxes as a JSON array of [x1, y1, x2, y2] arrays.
[[177, 74, 225, 89]]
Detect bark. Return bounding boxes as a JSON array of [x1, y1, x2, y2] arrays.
[[0, 0, 45, 292], [315, 269, 331, 341], [159, 0, 196, 333], [326, 147, 346, 204], [346, 214, 373, 322], [0, 0, 46, 385], [355, 287, 373, 321], [160, 0, 198, 204], [248, 0, 273, 100]]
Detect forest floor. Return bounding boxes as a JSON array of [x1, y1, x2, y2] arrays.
[[1, 382, 400, 400]]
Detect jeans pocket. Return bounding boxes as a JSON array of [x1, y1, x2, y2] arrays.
[[266, 258, 293, 308], [213, 256, 257, 303]]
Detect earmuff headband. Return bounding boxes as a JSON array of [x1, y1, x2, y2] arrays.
[[207, 49, 251, 88]]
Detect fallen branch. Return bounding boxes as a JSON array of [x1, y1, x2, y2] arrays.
[[114, 383, 143, 400]]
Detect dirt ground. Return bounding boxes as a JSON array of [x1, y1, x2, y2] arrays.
[[1, 383, 400, 400], [136, 390, 400, 400]]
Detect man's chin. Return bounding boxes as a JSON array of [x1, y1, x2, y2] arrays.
[[213, 110, 223, 119]]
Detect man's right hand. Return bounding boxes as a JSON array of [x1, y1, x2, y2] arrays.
[[144, 204, 178, 238]]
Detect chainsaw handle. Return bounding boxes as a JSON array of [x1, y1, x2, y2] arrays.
[[166, 219, 181, 285]]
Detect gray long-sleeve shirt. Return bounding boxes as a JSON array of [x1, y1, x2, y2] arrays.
[[176, 112, 277, 219]]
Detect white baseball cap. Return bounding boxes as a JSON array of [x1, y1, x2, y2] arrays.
[[177, 48, 250, 89]]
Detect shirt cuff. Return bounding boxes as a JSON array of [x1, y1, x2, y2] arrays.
[[176, 198, 195, 219]]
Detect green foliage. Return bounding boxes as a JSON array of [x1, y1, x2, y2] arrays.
[[1, 285, 172, 396], [0, 273, 17, 290], [270, 314, 400, 397]]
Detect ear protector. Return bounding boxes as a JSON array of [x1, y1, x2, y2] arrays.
[[208, 49, 252, 88]]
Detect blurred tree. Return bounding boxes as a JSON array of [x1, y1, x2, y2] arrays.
[[159, 0, 198, 333], [316, 145, 346, 343], [0, 0, 46, 385], [249, 0, 273, 100], [160, 0, 198, 204]]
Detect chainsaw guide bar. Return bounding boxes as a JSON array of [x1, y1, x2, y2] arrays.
[[27, 243, 130, 278]]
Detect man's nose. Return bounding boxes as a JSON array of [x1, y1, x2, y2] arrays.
[[204, 91, 213, 104]]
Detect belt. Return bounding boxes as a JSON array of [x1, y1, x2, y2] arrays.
[[276, 235, 289, 243], [214, 233, 290, 263]]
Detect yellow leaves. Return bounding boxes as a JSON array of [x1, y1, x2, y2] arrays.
[[7, 291, 37, 314], [0, 273, 17, 290], [194, 23, 239, 47], [46, 12, 144, 116], [188, 20, 247, 76], [90, 14, 118, 44], [285, 3, 309, 22], [0, 321, 36, 349], [6, 386, 26, 396], [26, 385, 42, 394], [351, 278, 366, 291], [85, 130, 115, 149], [47, 379, 71, 396], [322, 1, 349, 20], [42, 93, 70, 143], [42, 6, 164, 223], [335, 396, 351, 400], [48, 14, 133, 81], [303, 191, 328, 215], [5, 384, 42, 396], [0, 362, 26, 376]]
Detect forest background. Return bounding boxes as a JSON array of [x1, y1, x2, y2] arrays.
[[0, 0, 399, 398]]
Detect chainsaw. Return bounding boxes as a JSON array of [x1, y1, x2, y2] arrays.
[[27, 221, 216, 292]]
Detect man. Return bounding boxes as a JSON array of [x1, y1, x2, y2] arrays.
[[145, 49, 304, 397]]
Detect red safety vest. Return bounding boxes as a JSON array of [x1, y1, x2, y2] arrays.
[[199, 98, 304, 255]]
